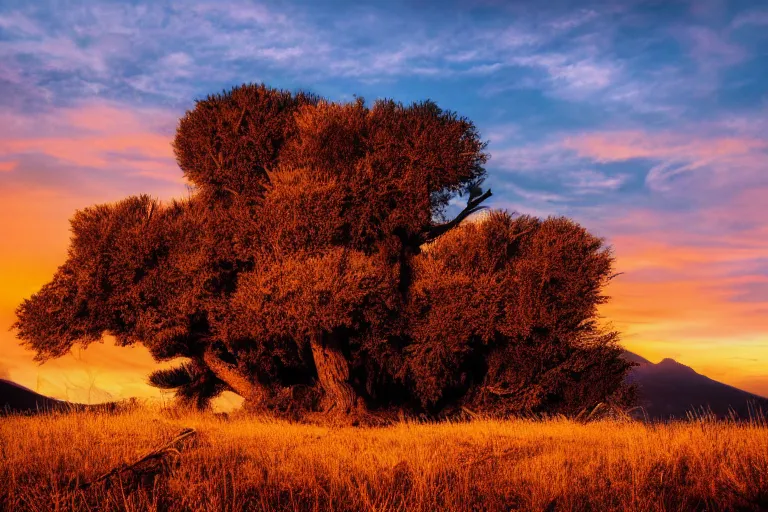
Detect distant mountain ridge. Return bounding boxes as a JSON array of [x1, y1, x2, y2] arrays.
[[0, 378, 70, 413], [622, 352, 768, 420], [0, 379, 124, 415]]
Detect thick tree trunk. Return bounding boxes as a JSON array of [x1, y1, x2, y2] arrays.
[[203, 348, 268, 409], [309, 330, 358, 414]]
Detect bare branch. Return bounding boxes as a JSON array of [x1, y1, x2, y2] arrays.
[[203, 348, 267, 405], [422, 188, 492, 243], [78, 428, 196, 490]]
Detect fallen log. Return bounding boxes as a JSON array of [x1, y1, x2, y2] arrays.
[[78, 427, 197, 491]]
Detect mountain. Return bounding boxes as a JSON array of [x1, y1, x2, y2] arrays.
[[0, 379, 126, 415], [0, 379, 70, 413], [623, 352, 768, 420]]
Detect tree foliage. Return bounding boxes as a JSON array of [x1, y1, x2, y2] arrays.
[[14, 84, 632, 416]]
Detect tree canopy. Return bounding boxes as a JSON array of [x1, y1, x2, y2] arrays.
[[14, 84, 632, 418]]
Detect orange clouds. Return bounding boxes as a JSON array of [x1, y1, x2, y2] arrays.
[[0, 160, 17, 172], [605, 249, 768, 340], [0, 135, 173, 178]]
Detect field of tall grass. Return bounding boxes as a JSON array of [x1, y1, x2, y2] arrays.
[[1, 407, 767, 511]]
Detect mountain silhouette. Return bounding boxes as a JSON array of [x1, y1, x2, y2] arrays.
[[0, 379, 126, 415], [623, 352, 768, 420], [0, 378, 71, 413]]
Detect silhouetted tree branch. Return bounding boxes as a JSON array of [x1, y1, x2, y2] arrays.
[[422, 188, 492, 244]]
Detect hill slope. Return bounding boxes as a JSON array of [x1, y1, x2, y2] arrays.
[[624, 352, 768, 420], [0, 379, 68, 413], [0, 379, 125, 414]]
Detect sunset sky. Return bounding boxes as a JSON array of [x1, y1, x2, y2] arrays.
[[0, 0, 766, 404]]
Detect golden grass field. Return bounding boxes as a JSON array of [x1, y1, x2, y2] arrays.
[[1, 408, 767, 511]]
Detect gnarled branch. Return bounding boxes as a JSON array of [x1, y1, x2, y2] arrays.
[[203, 347, 268, 406], [422, 188, 492, 244]]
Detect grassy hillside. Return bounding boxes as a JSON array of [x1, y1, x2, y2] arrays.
[[1, 408, 767, 511]]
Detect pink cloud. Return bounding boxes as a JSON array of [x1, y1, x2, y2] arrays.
[[567, 169, 627, 193], [565, 131, 765, 162], [0, 101, 183, 184], [0, 160, 17, 172], [732, 9, 768, 28], [563, 130, 767, 190], [685, 26, 747, 67]]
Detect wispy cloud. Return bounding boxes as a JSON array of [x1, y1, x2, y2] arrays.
[[683, 26, 747, 68], [732, 9, 768, 28], [0, 0, 759, 116], [503, 183, 566, 204], [510, 53, 621, 99], [567, 169, 628, 194], [564, 129, 768, 191], [0, 1, 633, 107], [0, 100, 182, 193]]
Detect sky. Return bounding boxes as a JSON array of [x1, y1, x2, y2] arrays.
[[0, 0, 766, 405]]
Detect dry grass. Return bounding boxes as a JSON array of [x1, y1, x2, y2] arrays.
[[1, 408, 767, 511]]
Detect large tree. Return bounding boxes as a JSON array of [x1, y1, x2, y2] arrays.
[[14, 84, 632, 417]]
